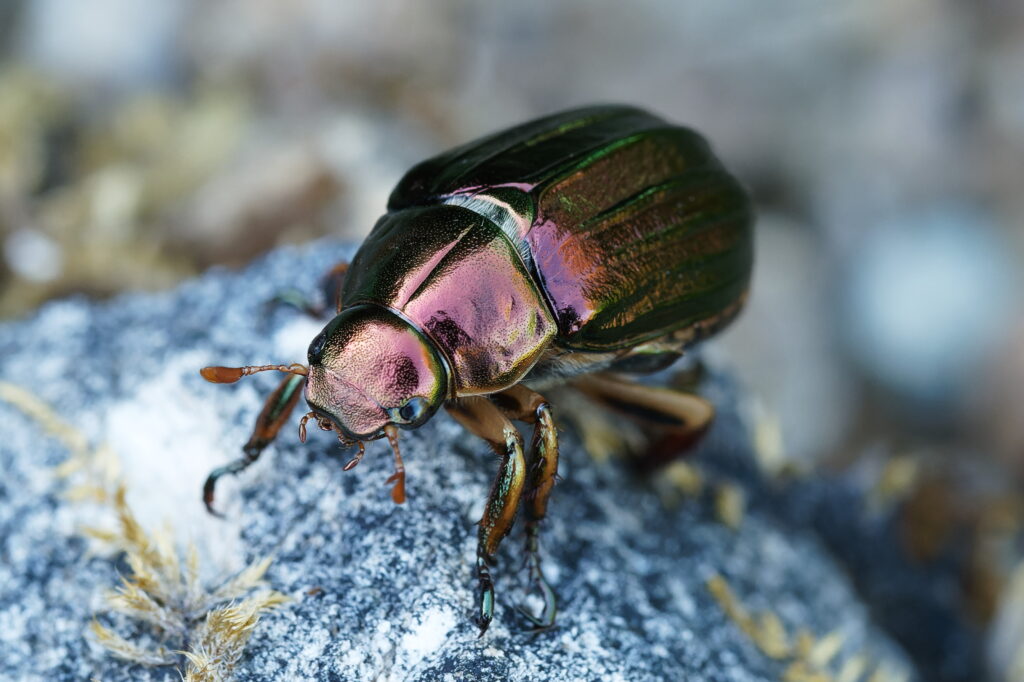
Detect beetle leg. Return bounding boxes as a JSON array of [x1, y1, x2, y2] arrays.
[[489, 385, 559, 630], [342, 440, 366, 471], [266, 288, 324, 317], [446, 397, 527, 636], [297, 410, 316, 442], [522, 403, 558, 629], [572, 372, 715, 470], [204, 372, 306, 516], [266, 261, 349, 318], [320, 261, 349, 314]]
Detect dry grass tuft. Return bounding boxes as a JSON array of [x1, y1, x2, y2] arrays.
[[707, 573, 910, 682], [182, 592, 291, 681], [90, 483, 287, 673], [714, 483, 746, 530], [0, 380, 287, 679]]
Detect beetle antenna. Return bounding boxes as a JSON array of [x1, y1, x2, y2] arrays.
[[383, 425, 406, 504], [201, 363, 308, 384]]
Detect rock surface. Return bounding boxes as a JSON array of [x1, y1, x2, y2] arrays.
[[0, 242, 919, 681]]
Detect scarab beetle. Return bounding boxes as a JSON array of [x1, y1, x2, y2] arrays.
[[200, 104, 753, 634]]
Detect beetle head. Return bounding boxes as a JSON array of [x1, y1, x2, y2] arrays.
[[303, 305, 448, 440]]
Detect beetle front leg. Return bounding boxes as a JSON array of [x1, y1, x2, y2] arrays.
[[446, 397, 527, 636], [204, 372, 306, 515], [490, 385, 559, 629]]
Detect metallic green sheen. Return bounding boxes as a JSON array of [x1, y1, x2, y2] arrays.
[[388, 104, 753, 354], [267, 373, 306, 422]]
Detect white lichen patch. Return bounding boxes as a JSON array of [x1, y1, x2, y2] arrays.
[[0, 376, 288, 679], [99, 351, 246, 577], [399, 607, 457, 668]]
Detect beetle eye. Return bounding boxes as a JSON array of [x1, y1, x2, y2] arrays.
[[308, 332, 328, 365], [395, 396, 428, 425]]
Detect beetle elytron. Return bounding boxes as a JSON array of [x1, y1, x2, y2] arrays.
[[200, 105, 753, 634]]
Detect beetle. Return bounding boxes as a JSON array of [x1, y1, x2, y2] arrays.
[[200, 104, 754, 635]]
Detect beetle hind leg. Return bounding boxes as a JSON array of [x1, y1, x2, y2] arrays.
[[571, 372, 714, 470]]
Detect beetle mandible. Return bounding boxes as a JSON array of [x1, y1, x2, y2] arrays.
[[200, 104, 754, 635]]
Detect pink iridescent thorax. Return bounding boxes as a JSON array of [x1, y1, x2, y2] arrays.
[[401, 234, 554, 394], [303, 305, 447, 439], [341, 205, 557, 396]]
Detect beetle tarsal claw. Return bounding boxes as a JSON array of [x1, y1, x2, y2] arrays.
[[517, 521, 557, 630], [518, 558, 557, 631], [202, 457, 256, 518], [384, 425, 406, 504], [476, 555, 495, 636]]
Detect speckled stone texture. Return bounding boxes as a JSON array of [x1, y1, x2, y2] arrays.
[[0, 242, 919, 681]]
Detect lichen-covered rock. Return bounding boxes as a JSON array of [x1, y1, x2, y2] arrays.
[[0, 242, 918, 681]]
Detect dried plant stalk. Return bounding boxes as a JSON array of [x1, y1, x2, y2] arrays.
[[1, 381, 287, 679]]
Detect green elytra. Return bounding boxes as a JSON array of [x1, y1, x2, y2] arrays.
[[201, 105, 754, 635]]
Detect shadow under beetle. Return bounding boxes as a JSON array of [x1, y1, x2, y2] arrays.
[[200, 105, 754, 635]]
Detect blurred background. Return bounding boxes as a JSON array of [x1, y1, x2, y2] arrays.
[[0, 0, 1021, 679]]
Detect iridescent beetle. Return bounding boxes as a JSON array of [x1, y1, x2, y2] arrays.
[[200, 105, 753, 634]]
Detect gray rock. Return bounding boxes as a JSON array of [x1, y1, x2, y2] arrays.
[[0, 242, 918, 681]]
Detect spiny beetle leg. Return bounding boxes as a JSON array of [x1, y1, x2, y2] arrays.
[[204, 372, 306, 516], [244, 373, 307, 453], [476, 425, 523, 636], [446, 397, 527, 635], [520, 403, 559, 629], [489, 385, 560, 630]]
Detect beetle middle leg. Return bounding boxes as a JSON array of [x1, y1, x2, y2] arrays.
[[489, 384, 559, 630], [203, 371, 306, 515], [446, 397, 527, 635]]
